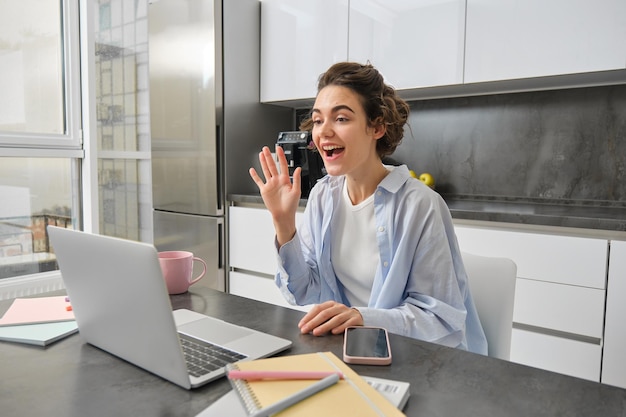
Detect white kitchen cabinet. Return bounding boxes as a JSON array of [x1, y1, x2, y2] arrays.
[[454, 224, 608, 381], [601, 240, 626, 389], [260, 0, 349, 103], [261, 0, 626, 104], [514, 278, 604, 340], [229, 205, 278, 275], [348, 0, 465, 89], [511, 328, 602, 382], [228, 205, 309, 311], [454, 226, 607, 288], [260, 0, 465, 103], [465, 0, 626, 83]]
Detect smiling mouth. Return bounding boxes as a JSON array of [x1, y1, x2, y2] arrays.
[[322, 145, 345, 158]]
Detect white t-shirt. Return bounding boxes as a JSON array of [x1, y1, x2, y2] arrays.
[[330, 181, 379, 307]]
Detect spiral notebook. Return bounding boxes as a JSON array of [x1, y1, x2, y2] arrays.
[[225, 351, 406, 417]]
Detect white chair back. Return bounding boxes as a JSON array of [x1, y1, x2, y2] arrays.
[[462, 252, 517, 360]]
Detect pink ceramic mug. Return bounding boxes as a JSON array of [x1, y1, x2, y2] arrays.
[[158, 251, 207, 295]]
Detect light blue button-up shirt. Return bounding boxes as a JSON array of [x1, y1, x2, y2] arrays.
[[275, 165, 488, 355]]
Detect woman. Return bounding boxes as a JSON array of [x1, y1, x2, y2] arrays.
[[249, 62, 487, 354]]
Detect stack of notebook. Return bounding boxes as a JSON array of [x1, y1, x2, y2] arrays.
[[197, 351, 410, 417], [0, 295, 78, 346]]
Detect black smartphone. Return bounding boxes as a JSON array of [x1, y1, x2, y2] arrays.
[[343, 326, 392, 365]]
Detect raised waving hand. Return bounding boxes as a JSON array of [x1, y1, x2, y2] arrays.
[[249, 145, 301, 247]]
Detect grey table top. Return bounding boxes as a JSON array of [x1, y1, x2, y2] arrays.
[[1, 287, 625, 416]]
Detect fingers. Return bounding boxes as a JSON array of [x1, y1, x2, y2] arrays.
[[299, 302, 363, 336], [275, 145, 290, 178], [258, 146, 276, 181], [292, 166, 301, 197], [249, 167, 264, 189], [249, 147, 301, 201], [298, 302, 327, 328], [266, 146, 280, 176]]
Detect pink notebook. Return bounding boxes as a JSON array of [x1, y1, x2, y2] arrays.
[[0, 296, 75, 326]]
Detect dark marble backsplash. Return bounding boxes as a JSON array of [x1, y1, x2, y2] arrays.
[[391, 84, 626, 205]]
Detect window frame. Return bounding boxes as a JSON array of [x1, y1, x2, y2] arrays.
[[0, 0, 83, 150], [0, 0, 153, 293], [0, 0, 94, 293]]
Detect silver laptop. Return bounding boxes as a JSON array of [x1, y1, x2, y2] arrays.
[[47, 226, 292, 389]]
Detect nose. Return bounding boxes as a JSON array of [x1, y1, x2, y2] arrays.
[[315, 119, 333, 139]]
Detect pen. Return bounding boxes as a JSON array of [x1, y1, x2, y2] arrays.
[[228, 370, 344, 381], [249, 373, 340, 417]]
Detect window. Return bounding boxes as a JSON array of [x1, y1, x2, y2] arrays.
[[0, 0, 67, 137], [0, 0, 152, 296], [93, 0, 152, 241], [0, 157, 79, 279], [0, 0, 81, 285]]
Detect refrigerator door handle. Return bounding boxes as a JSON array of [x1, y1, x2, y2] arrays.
[[216, 124, 223, 213], [218, 220, 224, 270]]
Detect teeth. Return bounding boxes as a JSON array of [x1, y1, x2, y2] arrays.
[[322, 145, 343, 151]]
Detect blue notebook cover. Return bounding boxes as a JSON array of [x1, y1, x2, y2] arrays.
[[0, 321, 78, 346]]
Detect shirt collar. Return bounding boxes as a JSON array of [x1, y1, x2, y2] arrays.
[[321, 164, 411, 195], [378, 164, 411, 194]]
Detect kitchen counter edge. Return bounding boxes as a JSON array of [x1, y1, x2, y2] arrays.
[[228, 194, 626, 240]]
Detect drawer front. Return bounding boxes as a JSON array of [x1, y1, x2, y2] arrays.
[[601, 240, 626, 389], [229, 206, 304, 275], [454, 226, 608, 289], [510, 328, 601, 382], [229, 271, 311, 312], [513, 278, 605, 339], [229, 206, 278, 275]]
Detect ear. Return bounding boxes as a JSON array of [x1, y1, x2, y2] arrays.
[[371, 120, 386, 141]]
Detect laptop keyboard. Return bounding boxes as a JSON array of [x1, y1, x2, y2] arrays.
[[179, 333, 248, 378]]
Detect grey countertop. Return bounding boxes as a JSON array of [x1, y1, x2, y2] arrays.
[[443, 194, 626, 233], [229, 193, 626, 238]]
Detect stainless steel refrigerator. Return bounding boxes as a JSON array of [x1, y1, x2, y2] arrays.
[[148, 0, 293, 292]]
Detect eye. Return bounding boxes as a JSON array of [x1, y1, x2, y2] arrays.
[[336, 116, 348, 122], [312, 119, 322, 125]]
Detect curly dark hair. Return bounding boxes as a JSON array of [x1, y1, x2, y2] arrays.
[[299, 62, 410, 158]]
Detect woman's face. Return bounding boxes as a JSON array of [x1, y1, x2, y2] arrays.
[[311, 85, 385, 179]]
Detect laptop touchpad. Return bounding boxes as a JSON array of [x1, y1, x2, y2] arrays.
[[178, 318, 253, 346]]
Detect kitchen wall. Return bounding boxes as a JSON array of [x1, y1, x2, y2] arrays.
[[392, 84, 626, 204]]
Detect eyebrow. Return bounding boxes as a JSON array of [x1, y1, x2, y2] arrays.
[[311, 104, 356, 115]]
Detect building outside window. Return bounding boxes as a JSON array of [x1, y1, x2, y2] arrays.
[[0, 0, 152, 299]]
